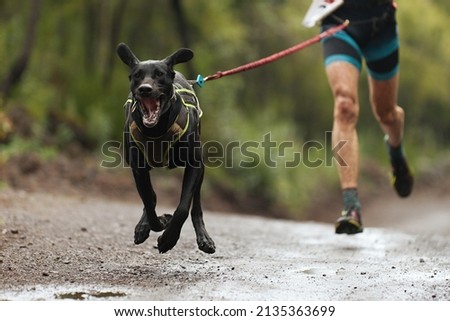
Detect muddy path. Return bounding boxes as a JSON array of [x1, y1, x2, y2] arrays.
[[1, 189, 449, 301]]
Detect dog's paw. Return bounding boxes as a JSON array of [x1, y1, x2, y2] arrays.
[[157, 236, 178, 253], [134, 223, 151, 245], [197, 236, 216, 254], [157, 228, 180, 253]]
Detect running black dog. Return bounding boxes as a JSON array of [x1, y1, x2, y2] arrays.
[[116, 43, 215, 254]]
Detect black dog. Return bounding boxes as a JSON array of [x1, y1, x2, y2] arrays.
[[117, 43, 215, 254]]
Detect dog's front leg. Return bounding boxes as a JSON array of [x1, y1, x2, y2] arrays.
[[191, 164, 215, 254], [157, 165, 200, 253], [132, 169, 171, 244]]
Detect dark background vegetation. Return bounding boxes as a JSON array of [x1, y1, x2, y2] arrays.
[[0, 0, 449, 220]]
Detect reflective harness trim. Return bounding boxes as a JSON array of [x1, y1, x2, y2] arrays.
[[174, 86, 203, 118], [127, 86, 201, 168]]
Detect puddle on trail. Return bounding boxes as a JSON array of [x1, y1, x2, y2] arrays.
[[55, 291, 127, 300], [0, 285, 130, 301]]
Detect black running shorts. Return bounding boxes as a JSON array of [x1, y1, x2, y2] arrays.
[[321, 1, 399, 80]]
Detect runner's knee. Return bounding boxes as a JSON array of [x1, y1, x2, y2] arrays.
[[334, 90, 359, 125], [375, 105, 404, 126]]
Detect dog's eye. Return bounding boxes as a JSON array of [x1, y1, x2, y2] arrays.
[[154, 70, 164, 77], [133, 70, 144, 80]]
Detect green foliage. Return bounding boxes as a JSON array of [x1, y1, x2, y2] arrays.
[[0, 135, 58, 163], [1, 0, 449, 217]]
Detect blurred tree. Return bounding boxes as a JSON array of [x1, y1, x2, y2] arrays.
[[0, 0, 42, 101], [104, 0, 128, 83], [83, 0, 128, 83], [170, 0, 195, 77]]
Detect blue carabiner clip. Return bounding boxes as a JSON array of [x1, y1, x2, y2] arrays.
[[196, 74, 205, 88]]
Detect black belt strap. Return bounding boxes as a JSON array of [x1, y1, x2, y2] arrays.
[[345, 0, 392, 7]]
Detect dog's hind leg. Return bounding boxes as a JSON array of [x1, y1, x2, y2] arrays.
[[191, 165, 215, 254], [132, 169, 172, 244]]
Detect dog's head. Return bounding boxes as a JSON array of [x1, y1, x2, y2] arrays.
[[117, 43, 193, 128]]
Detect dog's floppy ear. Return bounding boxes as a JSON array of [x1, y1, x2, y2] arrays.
[[117, 43, 140, 68], [164, 48, 194, 68]]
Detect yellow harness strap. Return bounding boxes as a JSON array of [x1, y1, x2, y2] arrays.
[[174, 85, 203, 118]]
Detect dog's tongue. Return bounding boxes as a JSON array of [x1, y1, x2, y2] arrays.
[[142, 97, 158, 114], [141, 97, 160, 126]]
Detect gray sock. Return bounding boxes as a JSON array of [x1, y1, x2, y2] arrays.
[[343, 188, 361, 211]]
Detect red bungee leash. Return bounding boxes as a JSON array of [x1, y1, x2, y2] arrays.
[[191, 20, 349, 87]]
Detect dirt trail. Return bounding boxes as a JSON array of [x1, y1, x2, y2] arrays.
[[1, 189, 449, 301]]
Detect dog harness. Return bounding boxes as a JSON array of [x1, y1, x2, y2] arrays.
[[126, 84, 202, 168]]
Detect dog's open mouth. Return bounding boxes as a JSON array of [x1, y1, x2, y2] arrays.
[[139, 97, 161, 127]]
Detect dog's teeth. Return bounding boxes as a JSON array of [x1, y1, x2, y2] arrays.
[[139, 98, 161, 127]]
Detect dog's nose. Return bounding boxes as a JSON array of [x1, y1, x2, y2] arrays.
[[137, 84, 153, 96]]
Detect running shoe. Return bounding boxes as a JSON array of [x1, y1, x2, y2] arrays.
[[384, 135, 414, 198], [391, 156, 414, 197], [335, 207, 363, 234]]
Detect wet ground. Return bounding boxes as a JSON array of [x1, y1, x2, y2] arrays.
[[1, 189, 449, 301]]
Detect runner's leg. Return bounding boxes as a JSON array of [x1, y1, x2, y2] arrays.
[[326, 61, 360, 190], [368, 75, 404, 147], [369, 75, 414, 197], [326, 62, 364, 234]]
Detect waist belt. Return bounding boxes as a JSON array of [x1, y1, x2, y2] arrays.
[[345, 0, 392, 7], [128, 85, 201, 168]]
